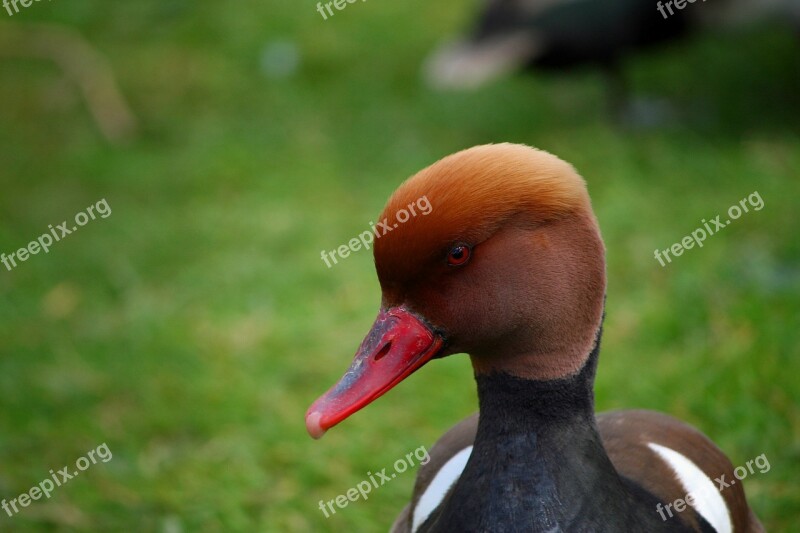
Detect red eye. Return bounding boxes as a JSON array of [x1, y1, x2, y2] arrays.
[[447, 244, 471, 266]]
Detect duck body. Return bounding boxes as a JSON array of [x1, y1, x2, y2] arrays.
[[415, 367, 703, 532], [307, 144, 764, 532], [396, 348, 757, 532]]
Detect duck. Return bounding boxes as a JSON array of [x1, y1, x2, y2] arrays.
[[306, 144, 764, 532], [422, 0, 800, 125], [422, 0, 688, 91], [423, 0, 800, 91]]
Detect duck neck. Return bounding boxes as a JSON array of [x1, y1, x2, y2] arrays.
[[426, 329, 679, 532]]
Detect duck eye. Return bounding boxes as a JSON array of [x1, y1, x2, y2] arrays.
[[447, 244, 471, 266]]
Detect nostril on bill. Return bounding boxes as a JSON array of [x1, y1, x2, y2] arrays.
[[375, 342, 392, 361]]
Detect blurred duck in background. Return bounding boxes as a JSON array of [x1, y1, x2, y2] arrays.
[[424, 0, 800, 124]]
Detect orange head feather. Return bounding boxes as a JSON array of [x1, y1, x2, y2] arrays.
[[374, 143, 593, 290]]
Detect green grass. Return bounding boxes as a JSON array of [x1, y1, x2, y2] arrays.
[[0, 1, 798, 531]]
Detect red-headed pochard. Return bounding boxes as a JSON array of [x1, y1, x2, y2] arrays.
[[307, 144, 763, 532]]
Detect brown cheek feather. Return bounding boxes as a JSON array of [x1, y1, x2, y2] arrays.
[[467, 214, 606, 380]]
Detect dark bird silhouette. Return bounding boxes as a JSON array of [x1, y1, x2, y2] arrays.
[[424, 0, 688, 90], [423, 0, 800, 124]]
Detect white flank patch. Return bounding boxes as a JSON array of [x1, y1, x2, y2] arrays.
[[411, 446, 473, 533], [648, 442, 732, 533]]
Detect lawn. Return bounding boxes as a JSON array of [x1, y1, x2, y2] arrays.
[[0, 1, 798, 531]]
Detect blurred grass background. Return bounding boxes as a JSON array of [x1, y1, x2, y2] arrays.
[[0, 0, 798, 531]]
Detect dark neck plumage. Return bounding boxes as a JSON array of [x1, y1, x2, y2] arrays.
[[420, 329, 693, 533]]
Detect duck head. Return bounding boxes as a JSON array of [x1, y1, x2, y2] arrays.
[[306, 143, 606, 439]]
